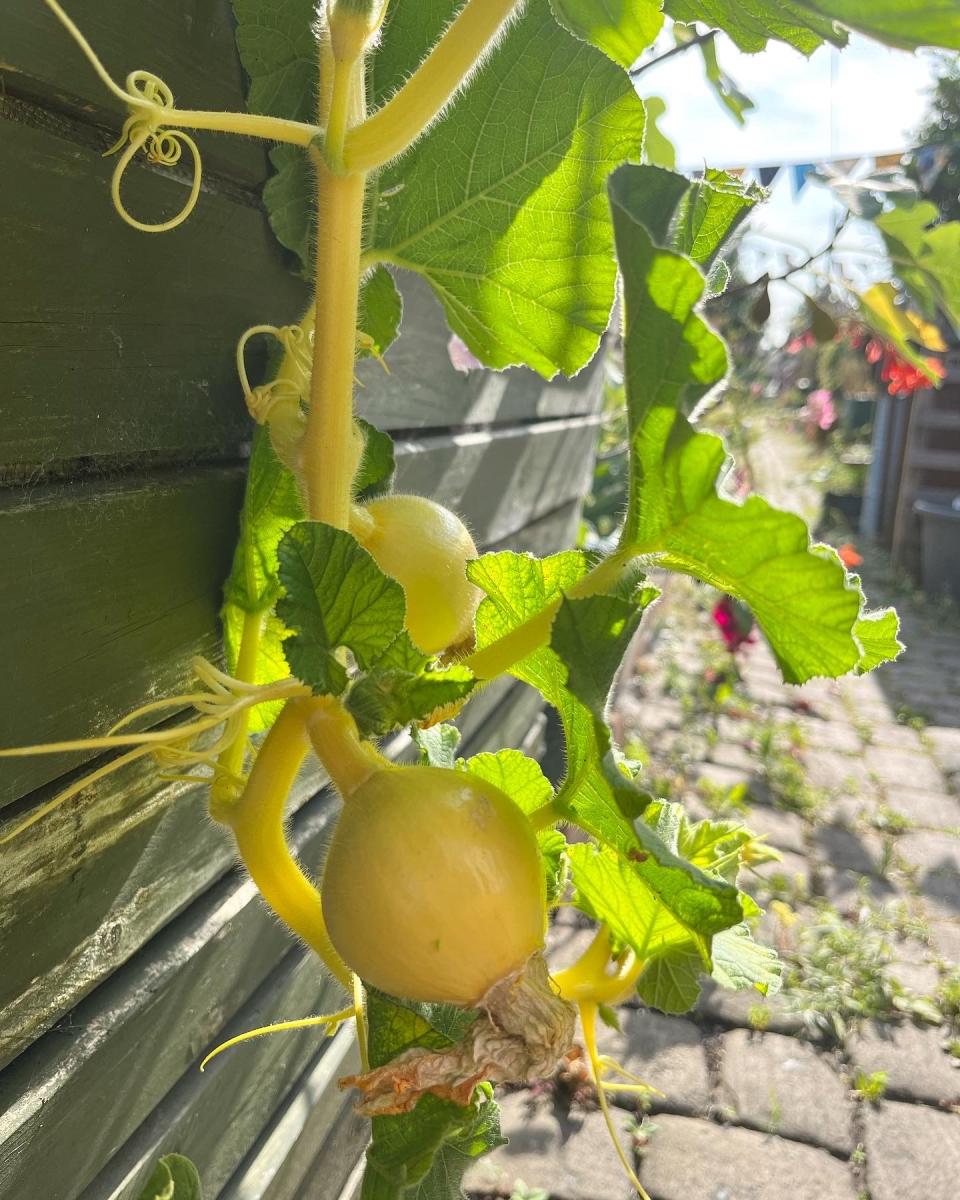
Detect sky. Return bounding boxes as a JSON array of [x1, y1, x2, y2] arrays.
[[638, 33, 951, 339]]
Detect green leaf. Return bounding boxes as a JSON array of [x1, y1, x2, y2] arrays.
[[461, 750, 569, 901], [550, 591, 648, 720], [276, 522, 407, 694], [347, 666, 477, 737], [136, 1154, 203, 1200], [854, 608, 904, 673], [664, 0, 845, 54], [806, 295, 838, 342], [857, 283, 944, 379], [222, 428, 305, 733], [609, 164, 870, 684], [549, 0, 664, 68], [666, 0, 960, 54], [460, 750, 554, 815], [354, 418, 397, 503], [642, 97, 676, 169], [370, 0, 645, 378], [358, 266, 404, 361], [636, 942, 706, 1013], [874, 201, 960, 328], [231, 0, 317, 271], [699, 35, 755, 126], [711, 923, 783, 996], [413, 723, 462, 768], [804, 0, 960, 50], [361, 990, 503, 1200]]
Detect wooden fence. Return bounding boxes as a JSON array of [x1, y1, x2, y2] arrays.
[[0, 3, 603, 1196]]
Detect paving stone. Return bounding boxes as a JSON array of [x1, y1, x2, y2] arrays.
[[465, 1093, 635, 1200], [597, 1010, 710, 1116], [802, 750, 874, 797], [717, 1030, 853, 1153], [885, 958, 943, 996], [869, 724, 926, 752], [743, 850, 812, 902], [818, 865, 899, 910], [926, 725, 960, 775], [813, 823, 885, 876], [796, 718, 863, 754], [547, 923, 598, 972], [897, 830, 960, 921], [863, 1100, 960, 1200], [929, 918, 960, 962], [883, 786, 960, 830], [709, 743, 757, 773], [868, 747, 946, 792], [695, 762, 754, 793], [848, 1021, 960, 1107], [695, 979, 805, 1036], [736, 804, 807, 855], [637, 1114, 858, 1200]]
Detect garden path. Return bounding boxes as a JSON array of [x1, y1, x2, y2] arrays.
[[467, 429, 960, 1200]]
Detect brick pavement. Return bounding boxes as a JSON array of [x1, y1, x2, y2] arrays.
[[467, 565, 960, 1200]]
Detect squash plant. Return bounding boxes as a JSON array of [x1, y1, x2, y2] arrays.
[[5, 1, 960, 1197]]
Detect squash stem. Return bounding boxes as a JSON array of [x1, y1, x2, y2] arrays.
[[218, 698, 352, 990], [306, 697, 387, 799]]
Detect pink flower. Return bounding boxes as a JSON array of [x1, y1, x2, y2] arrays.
[[802, 389, 837, 431], [712, 596, 756, 652]]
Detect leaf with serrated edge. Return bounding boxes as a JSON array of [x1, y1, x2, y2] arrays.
[[414, 723, 462, 769], [711, 924, 783, 996], [854, 608, 903, 674], [610, 164, 871, 684], [370, 0, 645, 378], [664, 0, 845, 54], [276, 523, 407, 694], [461, 749, 553, 816], [549, 0, 663, 68], [361, 989, 502, 1200], [354, 418, 397, 503], [346, 667, 476, 737], [636, 942, 706, 1014]]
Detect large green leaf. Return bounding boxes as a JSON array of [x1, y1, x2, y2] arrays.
[[711, 923, 783, 995], [609, 164, 884, 684], [231, 0, 317, 270], [361, 990, 503, 1200], [549, 0, 664, 68], [666, 0, 960, 53], [369, 0, 645, 377], [854, 608, 904, 674], [805, 0, 960, 50], [664, 0, 844, 54]]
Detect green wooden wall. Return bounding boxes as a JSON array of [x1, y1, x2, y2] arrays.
[[0, 4, 603, 1197]]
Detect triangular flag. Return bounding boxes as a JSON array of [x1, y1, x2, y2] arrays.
[[758, 165, 780, 188], [792, 163, 814, 195], [874, 152, 903, 171]]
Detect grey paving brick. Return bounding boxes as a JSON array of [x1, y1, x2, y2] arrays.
[[797, 718, 863, 754], [597, 1010, 710, 1116], [929, 918, 960, 962], [848, 1021, 960, 1107], [864, 1100, 960, 1200], [709, 742, 757, 773], [695, 979, 805, 1036], [802, 750, 874, 797], [717, 1029, 854, 1153], [638, 1114, 858, 1200], [466, 1093, 635, 1200], [883, 786, 960, 830], [869, 724, 926, 753], [737, 804, 807, 855], [927, 725, 960, 775], [694, 762, 754, 793], [868, 747, 946, 792], [897, 830, 960, 921], [813, 824, 885, 876]]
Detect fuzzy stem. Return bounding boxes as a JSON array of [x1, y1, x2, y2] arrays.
[[219, 698, 352, 989], [161, 107, 319, 146], [343, 0, 520, 172], [306, 697, 388, 799], [303, 27, 368, 526]]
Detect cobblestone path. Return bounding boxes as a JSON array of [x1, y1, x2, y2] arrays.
[[467, 555, 960, 1200]]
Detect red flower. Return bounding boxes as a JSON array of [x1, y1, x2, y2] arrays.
[[838, 543, 863, 568], [712, 596, 756, 652]]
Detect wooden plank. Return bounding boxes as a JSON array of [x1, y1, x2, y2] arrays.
[[0, 0, 267, 182], [0, 114, 304, 473], [1, 421, 596, 801], [0, 119, 603, 473], [0, 502, 580, 1063], [0, 685, 548, 1200]]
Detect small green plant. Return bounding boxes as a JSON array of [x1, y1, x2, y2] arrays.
[[853, 1070, 888, 1104], [510, 1182, 550, 1200]]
